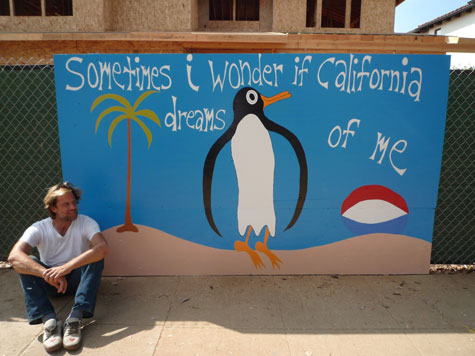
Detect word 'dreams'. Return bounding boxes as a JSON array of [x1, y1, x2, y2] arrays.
[[165, 96, 226, 132]]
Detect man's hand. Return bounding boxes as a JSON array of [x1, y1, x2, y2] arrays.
[[43, 265, 71, 294], [44, 275, 67, 294], [55, 276, 67, 294], [43, 265, 71, 281]]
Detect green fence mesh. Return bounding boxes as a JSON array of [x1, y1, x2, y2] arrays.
[[432, 69, 475, 264], [0, 59, 62, 258]]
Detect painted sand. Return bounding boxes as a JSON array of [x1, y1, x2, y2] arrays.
[[103, 225, 431, 275]]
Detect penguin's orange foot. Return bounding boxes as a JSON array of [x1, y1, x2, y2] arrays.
[[234, 241, 264, 269], [255, 242, 283, 270]]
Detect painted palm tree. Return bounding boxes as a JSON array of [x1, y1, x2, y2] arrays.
[[91, 91, 160, 233]]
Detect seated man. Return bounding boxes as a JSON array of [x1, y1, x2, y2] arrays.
[[8, 182, 109, 352]]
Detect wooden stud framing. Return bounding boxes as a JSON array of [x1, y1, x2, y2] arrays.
[[0, 32, 474, 64]]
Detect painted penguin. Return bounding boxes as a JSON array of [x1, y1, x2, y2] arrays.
[[203, 87, 308, 269]]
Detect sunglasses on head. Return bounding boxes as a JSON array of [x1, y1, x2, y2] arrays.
[[56, 182, 79, 200], [56, 181, 73, 189]]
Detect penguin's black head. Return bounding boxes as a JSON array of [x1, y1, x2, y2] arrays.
[[233, 87, 264, 115], [232, 87, 291, 123]]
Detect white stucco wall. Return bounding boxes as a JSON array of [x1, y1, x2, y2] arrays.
[[428, 11, 475, 69]]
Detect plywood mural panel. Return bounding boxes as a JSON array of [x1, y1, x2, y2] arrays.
[[54, 53, 450, 275]]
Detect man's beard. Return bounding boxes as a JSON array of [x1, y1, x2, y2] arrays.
[[63, 211, 78, 221]]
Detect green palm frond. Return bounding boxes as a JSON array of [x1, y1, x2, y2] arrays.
[[132, 90, 159, 111], [130, 116, 153, 148], [107, 115, 154, 148], [92, 90, 160, 149], [107, 114, 129, 147], [95, 106, 128, 133], [91, 93, 133, 112], [135, 109, 161, 127]]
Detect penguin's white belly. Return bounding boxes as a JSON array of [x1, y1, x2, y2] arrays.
[[231, 114, 276, 237]]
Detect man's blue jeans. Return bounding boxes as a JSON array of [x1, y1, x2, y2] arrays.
[[18, 256, 104, 325]]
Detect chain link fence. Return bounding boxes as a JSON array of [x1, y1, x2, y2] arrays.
[[0, 58, 474, 264], [432, 68, 475, 264], [0, 58, 62, 260]]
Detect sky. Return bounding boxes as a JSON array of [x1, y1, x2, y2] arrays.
[[394, 0, 470, 33]]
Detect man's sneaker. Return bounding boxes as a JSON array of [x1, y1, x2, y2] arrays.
[[43, 318, 62, 352], [63, 317, 82, 350]]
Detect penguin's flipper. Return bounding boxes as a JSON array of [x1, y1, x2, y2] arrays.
[[203, 131, 234, 237], [264, 120, 308, 231]]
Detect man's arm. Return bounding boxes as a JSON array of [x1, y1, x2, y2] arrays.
[[8, 241, 67, 293], [8, 240, 45, 277], [43, 232, 109, 282]]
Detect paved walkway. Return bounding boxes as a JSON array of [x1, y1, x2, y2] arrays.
[[1, 268, 474, 355]]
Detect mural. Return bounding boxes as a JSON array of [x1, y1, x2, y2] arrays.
[[54, 53, 450, 275]]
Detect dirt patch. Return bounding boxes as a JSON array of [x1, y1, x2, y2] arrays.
[[0, 261, 11, 269], [430, 264, 475, 274]]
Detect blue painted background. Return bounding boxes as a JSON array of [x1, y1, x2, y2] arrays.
[[54, 53, 450, 250]]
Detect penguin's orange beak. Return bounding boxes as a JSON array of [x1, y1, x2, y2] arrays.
[[261, 91, 291, 109]]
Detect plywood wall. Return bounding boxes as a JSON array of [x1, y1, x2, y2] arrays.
[[104, 0, 195, 32], [273, 0, 307, 32], [362, 0, 395, 33]]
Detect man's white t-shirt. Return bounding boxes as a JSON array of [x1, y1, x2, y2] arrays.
[[20, 215, 101, 267]]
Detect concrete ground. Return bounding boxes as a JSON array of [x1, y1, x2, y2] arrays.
[[1, 268, 474, 356]]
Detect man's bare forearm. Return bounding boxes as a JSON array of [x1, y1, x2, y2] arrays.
[[8, 247, 46, 277], [64, 244, 107, 273]]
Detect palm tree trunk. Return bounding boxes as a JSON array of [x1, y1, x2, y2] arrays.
[[117, 118, 138, 232]]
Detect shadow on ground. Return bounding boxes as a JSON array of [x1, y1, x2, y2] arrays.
[[1, 269, 474, 355]]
